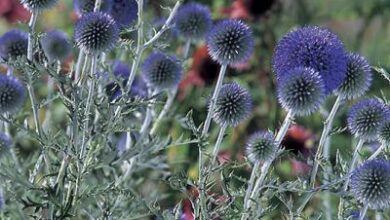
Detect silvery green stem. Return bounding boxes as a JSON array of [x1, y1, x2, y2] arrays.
[[150, 89, 177, 135], [297, 96, 342, 214], [27, 11, 38, 61], [242, 161, 260, 217], [368, 143, 386, 160], [74, 50, 85, 81], [55, 154, 69, 192], [242, 111, 294, 220], [201, 64, 227, 137], [183, 41, 191, 60], [211, 124, 227, 165], [29, 153, 43, 183], [359, 205, 368, 220], [338, 138, 365, 219], [93, 0, 102, 11], [375, 212, 382, 220], [115, 157, 135, 187], [6, 66, 13, 76]]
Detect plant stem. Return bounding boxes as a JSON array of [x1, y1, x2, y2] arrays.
[[211, 124, 227, 165], [150, 89, 177, 135], [359, 205, 368, 220], [6, 66, 13, 76], [74, 50, 85, 81], [242, 111, 294, 219], [368, 143, 386, 160], [183, 41, 191, 60], [27, 11, 37, 61], [338, 138, 365, 219], [242, 161, 260, 217], [297, 96, 342, 214]]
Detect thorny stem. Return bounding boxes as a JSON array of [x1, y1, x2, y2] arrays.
[[297, 95, 343, 214], [197, 64, 228, 219], [211, 124, 227, 165], [338, 138, 365, 219], [359, 205, 369, 220], [241, 111, 294, 220], [150, 89, 177, 135], [27, 11, 38, 61]]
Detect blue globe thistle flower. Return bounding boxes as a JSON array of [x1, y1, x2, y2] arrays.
[[74, 0, 113, 16], [379, 119, 390, 146], [112, 60, 130, 79], [337, 53, 372, 99], [350, 159, 390, 210], [273, 26, 347, 94], [277, 67, 325, 116], [142, 52, 183, 91], [347, 99, 390, 141], [0, 132, 12, 157], [74, 12, 119, 55], [207, 19, 254, 65], [110, 0, 137, 28], [211, 82, 252, 127], [40, 30, 72, 63], [245, 131, 277, 163], [21, 0, 59, 11], [0, 74, 26, 114], [0, 29, 28, 62], [174, 3, 212, 41]]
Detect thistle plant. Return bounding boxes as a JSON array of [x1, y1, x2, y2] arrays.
[[40, 30, 71, 64], [0, 74, 26, 114]]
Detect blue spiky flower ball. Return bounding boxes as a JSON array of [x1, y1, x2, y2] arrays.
[[246, 131, 277, 163], [174, 3, 212, 41], [21, 0, 59, 11], [350, 159, 390, 210], [40, 30, 72, 63], [74, 12, 119, 54], [337, 53, 372, 100], [142, 52, 183, 91], [0, 74, 26, 114], [0, 29, 28, 62], [207, 19, 254, 65], [110, 0, 137, 28], [273, 26, 347, 94], [379, 119, 390, 146], [211, 82, 252, 127], [347, 99, 390, 141], [277, 67, 325, 116]]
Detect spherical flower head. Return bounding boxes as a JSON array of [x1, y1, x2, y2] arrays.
[[110, 0, 137, 28], [211, 82, 252, 127], [112, 60, 130, 79], [142, 52, 183, 91], [350, 159, 390, 210], [347, 99, 390, 141], [206, 19, 254, 65], [245, 131, 277, 163], [74, 0, 112, 16], [379, 119, 390, 146], [273, 26, 347, 94], [0, 74, 26, 114], [74, 12, 119, 55], [21, 0, 58, 11], [0, 29, 28, 62], [337, 53, 372, 99], [174, 3, 212, 41], [277, 67, 325, 116], [40, 30, 72, 63], [0, 132, 12, 157]]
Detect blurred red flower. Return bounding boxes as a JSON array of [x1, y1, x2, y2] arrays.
[[222, 0, 278, 20], [0, 0, 30, 23]]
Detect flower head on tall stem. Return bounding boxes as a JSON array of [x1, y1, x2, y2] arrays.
[[0, 29, 28, 62], [211, 82, 252, 127], [109, 0, 137, 28], [20, 0, 58, 11], [174, 3, 212, 41], [277, 67, 325, 116], [337, 52, 372, 100], [347, 98, 390, 141], [207, 19, 254, 65], [273, 26, 347, 94], [142, 52, 183, 91], [40, 30, 72, 64], [74, 12, 119, 55], [0, 74, 26, 114], [350, 159, 390, 210], [246, 131, 277, 163], [74, 0, 112, 16], [379, 119, 390, 146], [0, 132, 12, 157]]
